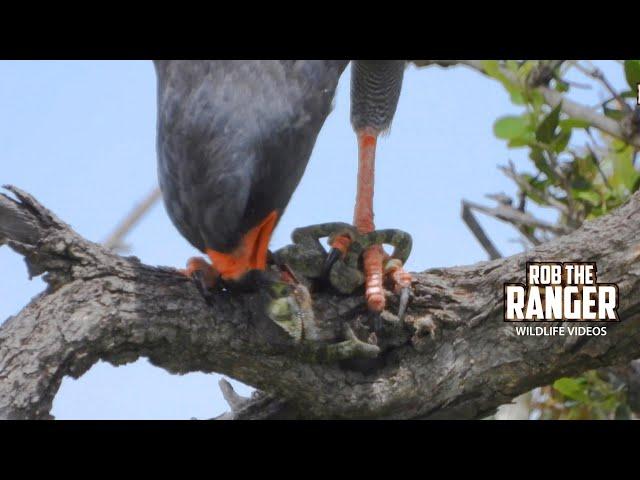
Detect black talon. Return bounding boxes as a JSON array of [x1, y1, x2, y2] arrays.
[[323, 247, 342, 277], [369, 311, 383, 333], [397, 287, 410, 322], [191, 270, 216, 305]]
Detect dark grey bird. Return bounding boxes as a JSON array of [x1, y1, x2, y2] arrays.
[[154, 60, 409, 313]]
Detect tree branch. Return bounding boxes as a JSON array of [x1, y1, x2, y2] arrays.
[[103, 187, 161, 253], [412, 60, 640, 147], [2, 185, 640, 420], [461, 200, 503, 260]]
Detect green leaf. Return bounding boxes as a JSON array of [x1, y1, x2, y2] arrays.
[[480, 60, 500, 78], [604, 107, 625, 121], [510, 90, 525, 105], [553, 377, 589, 403], [493, 116, 528, 140], [507, 137, 532, 148], [555, 79, 570, 93], [523, 90, 545, 110], [552, 129, 572, 153], [570, 173, 593, 191], [530, 147, 556, 180], [504, 60, 521, 73], [560, 118, 591, 130], [624, 60, 640, 90], [536, 103, 562, 143], [608, 140, 640, 191], [481, 60, 521, 97], [573, 190, 601, 206]]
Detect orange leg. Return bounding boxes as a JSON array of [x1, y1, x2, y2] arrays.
[[354, 127, 387, 313], [354, 127, 378, 233]]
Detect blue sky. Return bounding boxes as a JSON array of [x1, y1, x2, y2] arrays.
[[0, 60, 624, 419]]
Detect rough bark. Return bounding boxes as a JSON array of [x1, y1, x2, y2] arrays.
[[1, 185, 640, 420]]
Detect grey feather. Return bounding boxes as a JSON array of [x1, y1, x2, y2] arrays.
[[350, 60, 405, 133], [155, 60, 348, 253]]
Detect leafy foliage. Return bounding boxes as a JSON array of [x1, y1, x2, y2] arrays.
[[529, 373, 632, 420], [484, 60, 640, 419]]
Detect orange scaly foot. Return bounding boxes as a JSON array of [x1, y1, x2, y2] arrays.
[[363, 244, 386, 313], [180, 256, 220, 302], [325, 232, 353, 276], [182, 256, 219, 287], [354, 127, 387, 323]]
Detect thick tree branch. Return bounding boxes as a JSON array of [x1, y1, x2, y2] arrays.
[[1, 186, 640, 420]]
